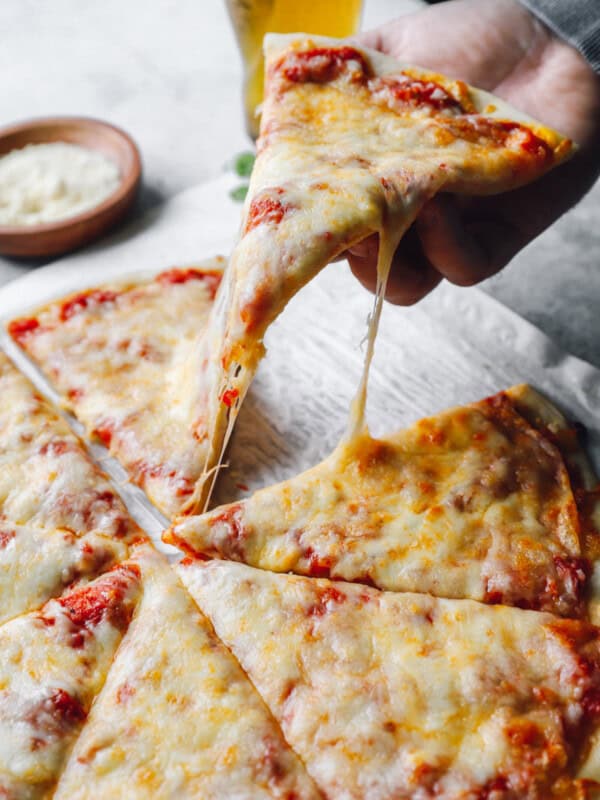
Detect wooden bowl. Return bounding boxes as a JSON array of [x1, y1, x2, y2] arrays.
[[0, 117, 141, 258]]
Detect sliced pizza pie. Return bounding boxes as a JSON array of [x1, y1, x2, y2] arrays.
[[55, 546, 322, 799], [179, 559, 600, 800], [167, 385, 593, 618], [7, 259, 225, 519], [0, 351, 142, 624], [0, 560, 141, 799], [192, 33, 574, 508]]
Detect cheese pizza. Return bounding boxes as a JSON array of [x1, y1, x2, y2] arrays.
[[193, 33, 574, 508], [7, 260, 225, 519], [0, 351, 142, 624], [167, 384, 594, 619], [55, 546, 321, 799], [179, 558, 600, 800], [0, 560, 141, 799]]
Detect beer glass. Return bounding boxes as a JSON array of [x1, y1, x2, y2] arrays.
[[226, 0, 363, 138]]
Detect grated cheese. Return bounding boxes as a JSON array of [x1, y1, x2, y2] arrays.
[[0, 142, 120, 226]]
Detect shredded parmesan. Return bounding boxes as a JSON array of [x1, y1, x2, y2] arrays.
[[0, 142, 120, 226]]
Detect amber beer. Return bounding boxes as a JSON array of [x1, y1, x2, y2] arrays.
[[226, 0, 363, 138]]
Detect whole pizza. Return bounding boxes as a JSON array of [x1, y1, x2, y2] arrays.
[[2, 34, 600, 800]]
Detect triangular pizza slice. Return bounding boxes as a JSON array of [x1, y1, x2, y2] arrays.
[[0, 559, 141, 799], [167, 385, 592, 618], [179, 559, 600, 800], [7, 259, 225, 518], [0, 351, 142, 624], [193, 33, 573, 508], [55, 546, 322, 799]]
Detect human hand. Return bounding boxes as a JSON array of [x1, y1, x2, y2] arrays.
[[349, 0, 600, 304]]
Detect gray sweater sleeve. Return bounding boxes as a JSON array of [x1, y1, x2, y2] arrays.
[[519, 0, 600, 73]]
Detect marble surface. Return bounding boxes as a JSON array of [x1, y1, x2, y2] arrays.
[[1, 0, 599, 367]]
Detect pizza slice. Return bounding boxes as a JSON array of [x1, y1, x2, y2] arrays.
[[7, 258, 225, 519], [179, 559, 600, 800], [55, 546, 322, 799], [0, 560, 141, 800], [167, 385, 594, 618], [192, 32, 574, 508], [504, 384, 600, 625], [0, 351, 142, 624]]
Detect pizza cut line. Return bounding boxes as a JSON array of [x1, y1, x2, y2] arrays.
[[0, 559, 142, 799], [7, 259, 225, 519], [179, 558, 600, 800], [191, 32, 574, 510], [0, 350, 144, 625], [167, 384, 600, 620], [54, 545, 322, 799]]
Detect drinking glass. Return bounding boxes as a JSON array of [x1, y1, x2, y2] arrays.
[[226, 0, 363, 138]]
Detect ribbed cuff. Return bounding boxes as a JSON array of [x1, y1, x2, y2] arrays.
[[520, 0, 600, 74]]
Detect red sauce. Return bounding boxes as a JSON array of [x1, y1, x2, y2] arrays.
[[441, 116, 553, 161], [175, 479, 194, 497], [245, 195, 287, 234], [277, 46, 369, 84], [259, 736, 287, 783], [26, 688, 87, 736], [156, 268, 222, 300], [93, 423, 114, 448], [0, 529, 15, 548], [59, 289, 119, 321], [49, 688, 87, 725], [58, 563, 139, 634], [304, 548, 333, 579], [220, 388, 239, 408], [130, 460, 193, 497], [203, 503, 248, 559], [583, 687, 600, 717], [239, 283, 273, 333], [8, 316, 40, 343], [475, 776, 509, 799], [39, 439, 74, 458], [483, 587, 505, 606], [369, 74, 463, 113], [553, 555, 589, 605], [506, 719, 545, 748], [547, 620, 600, 725], [307, 586, 347, 616]]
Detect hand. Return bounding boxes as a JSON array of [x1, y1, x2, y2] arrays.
[[349, 0, 600, 304]]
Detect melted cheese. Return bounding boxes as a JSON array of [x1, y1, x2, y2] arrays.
[[180, 559, 600, 800], [8, 260, 225, 519], [168, 385, 587, 618], [55, 547, 321, 799], [0, 563, 140, 799], [0, 352, 140, 623], [194, 33, 572, 508]]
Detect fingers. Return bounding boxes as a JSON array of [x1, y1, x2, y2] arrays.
[[346, 196, 525, 305], [346, 154, 598, 306], [416, 196, 523, 286], [348, 228, 442, 305]]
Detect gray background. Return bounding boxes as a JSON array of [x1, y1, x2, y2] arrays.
[[1, 0, 598, 366]]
